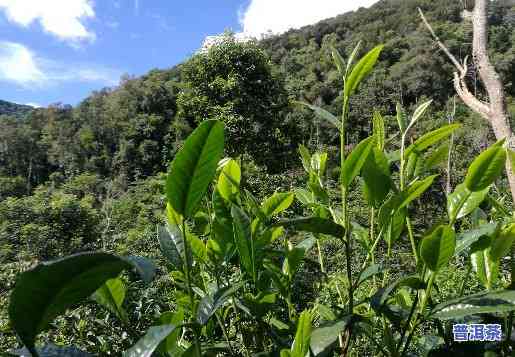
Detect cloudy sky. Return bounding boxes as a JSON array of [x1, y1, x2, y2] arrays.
[[0, 0, 378, 107]]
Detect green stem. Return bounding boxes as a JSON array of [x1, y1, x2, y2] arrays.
[[406, 216, 419, 265], [216, 312, 235, 356], [402, 272, 436, 355], [369, 208, 376, 287], [316, 237, 326, 274], [181, 219, 200, 353]]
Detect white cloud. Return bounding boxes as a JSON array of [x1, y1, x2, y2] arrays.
[[25, 102, 42, 108], [0, 0, 95, 43], [239, 0, 379, 37], [0, 42, 46, 86], [0, 41, 120, 88]]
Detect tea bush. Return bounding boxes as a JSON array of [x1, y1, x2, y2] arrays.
[[4, 43, 515, 357]]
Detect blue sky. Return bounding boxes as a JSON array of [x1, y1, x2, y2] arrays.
[[0, 0, 377, 107]]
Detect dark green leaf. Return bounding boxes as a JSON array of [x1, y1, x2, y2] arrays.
[[341, 136, 375, 188], [197, 284, 242, 325], [420, 225, 456, 272], [356, 264, 383, 288], [232, 205, 256, 281], [430, 290, 515, 320], [166, 120, 224, 218], [362, 147, 391, 207], [295, 102, 341, 132], [465, 139, 507, 192], [398, 175, 437, 210], [405, 124, 461, 158], [275, 217, 345, 238], [158, 224, 184, 270], [454, 224, 497, 256], [92, 277, 128, 323], [9, 252, 154, 354], [310, 317, 351, 357], [371, 275, 425, 313]]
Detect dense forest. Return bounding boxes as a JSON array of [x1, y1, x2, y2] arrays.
[[2, 0, 515, 355]]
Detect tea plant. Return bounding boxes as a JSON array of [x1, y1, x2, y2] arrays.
[[6, 43, 515, 357]]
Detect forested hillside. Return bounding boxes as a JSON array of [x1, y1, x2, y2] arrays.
[[0, 100, 33, 118], [2, 0, 515, 355]]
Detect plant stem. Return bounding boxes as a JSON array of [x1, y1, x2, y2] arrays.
[[216, 312, 235, 356], [181, 219, 201, 354], [406, 216, 419, 264], [316, 237, 326, 274], [402, 272, 436, 355], [369, 208, 377, 287]]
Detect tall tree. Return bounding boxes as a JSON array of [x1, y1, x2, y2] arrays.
[[176, 35, 297, 172], [420, 0, 515, 202]]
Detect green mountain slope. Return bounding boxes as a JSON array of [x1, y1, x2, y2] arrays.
[[1, 0, 514, 187], [0, 100, 33, 118]]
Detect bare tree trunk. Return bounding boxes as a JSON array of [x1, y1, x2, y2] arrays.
[[419, 0, 515, 203]]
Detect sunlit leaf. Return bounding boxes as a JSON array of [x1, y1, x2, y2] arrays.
[[420, 225, 456, 272], [341, 136, 375, 188], [344, 45, 383, 99], [166, 120, 224, 218], [465, 139, 507, 192]]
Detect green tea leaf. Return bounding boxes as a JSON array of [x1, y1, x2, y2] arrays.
[[296, 102, 341, 132], [398, 174, 438, 209], [490, 223, 515, 261], [406, 100, 432, 133], [217, 159, 241, 202], [92, 278, 128, 324], [330, 46, 346, 76], [9, 252, 155, 354], [470, 236, 497, 289], [275, 217, 345, 238], [344, 45, 383, 99], [405, 124, 461, 158], [372, 111, 385, 150], [447, 183, 489, 222], [232, 205, 256, 281], [465, 139, 507, 192], [341, 136, 375, 188], [261, 192, 295, 217], [294, 188, 313, 205], [290, 310, 312, 357], [396, 103, 407, 134], [123, 325, 180, 357], [158, 224, 185, 270], [420, 225, 456, 272], [166, 120, 224, 218], [362, 147, 391, 207], [430, 290, 515, 320], [157, 310, 184, 356], [310, 317, 351, 357], [454, 224, 497, 256], [423, 143, 449, 172], [299, 145, 312, 173], [356, 264, 383, 288], [197, 284, 242, 325]]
